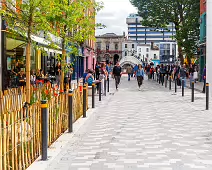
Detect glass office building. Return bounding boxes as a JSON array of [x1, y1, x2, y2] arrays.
[[126, 14, 176, 45], [159, 42, 177, 64]]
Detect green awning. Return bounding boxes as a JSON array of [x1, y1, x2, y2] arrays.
[[6, 37, 26, 50]]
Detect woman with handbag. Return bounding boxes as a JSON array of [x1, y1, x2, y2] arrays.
[[136, 64, 144, 91]]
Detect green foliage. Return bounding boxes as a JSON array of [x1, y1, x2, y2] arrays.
[[48, 0, 103, 55], [1, 0, 53, 44], [130, 0, 200, 63]]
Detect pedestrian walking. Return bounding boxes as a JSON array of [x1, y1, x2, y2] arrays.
[[112, 62, 122, 90], [179, 64, 187, 87], [146, 65, 151, 80], [126, 65, 133, 81], [99, 63, 108, 94], [136, 64, 144, 90], [133, 64, 138, 78]]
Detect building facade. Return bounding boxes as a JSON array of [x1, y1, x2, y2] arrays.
[[137, 43, 159, 63], [126, 13, 176, 45], [96, 33, 125, 65], [122, 41, 137, 58], [159, 42, 177, 64], [200, 0, 206, 82]]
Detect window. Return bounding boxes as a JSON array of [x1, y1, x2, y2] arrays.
[[97, 43, 101, 50], [154, 54, 157, 59], [139, 48, 141, 52], [115, 44, 118, 50], [125, 52, 127, 56], [132, 44, 134, 48], [146, 48, 149, 52], [125, 44, 127, 48], [146, 54, 149, 58], [172, 44, 176, 56], [106, 44, 109, 50]]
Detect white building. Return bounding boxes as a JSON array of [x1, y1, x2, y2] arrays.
[[122, 41, 137, 57], [137, 43, 159, 63]]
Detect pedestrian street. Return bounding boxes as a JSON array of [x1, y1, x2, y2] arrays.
[[44, 77, 212, 170]]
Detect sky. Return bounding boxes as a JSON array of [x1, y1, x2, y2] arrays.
[[95, 0, 137, 36]]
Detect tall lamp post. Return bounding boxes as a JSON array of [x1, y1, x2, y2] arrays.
[[1, 17, 7, 91]]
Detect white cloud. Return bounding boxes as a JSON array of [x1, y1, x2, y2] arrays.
[[96, 0, 137, 36]]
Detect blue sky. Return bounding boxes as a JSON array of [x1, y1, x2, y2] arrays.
[[96, 0, 137, 36]]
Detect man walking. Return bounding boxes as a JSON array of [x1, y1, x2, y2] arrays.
[[126, 65, 133, 81], [179, 64, 187, 87], [113, 62, 122, 89]]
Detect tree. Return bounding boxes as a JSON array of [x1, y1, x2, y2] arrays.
[[47, 0, 103, 89], [130, 0, 200, 64], [1, 0, 53, 103]]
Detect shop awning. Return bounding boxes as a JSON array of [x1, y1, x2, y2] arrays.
[[6, 37, 26, 50], [43, 47, 62, 54]]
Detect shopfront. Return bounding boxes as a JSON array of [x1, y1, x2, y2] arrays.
[[2, 32, 62, 89], [83, 48, 96, 71]]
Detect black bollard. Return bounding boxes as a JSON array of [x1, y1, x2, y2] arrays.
[[162, 74, 164, 86], [159, 74, 161, 84], [175, 78, 177, 93], [107, 76, 109, 92], [99, 81, 101, 101], [83, 84, 87, 118], [92, 83, 95, 108], [68, 89, 73, 133], [169, 76, 171, 90], [41, 100, 48, 161], [191, 81, 194, 102], [104, 78, 107, 96], [165, 76, 167, 88], [182, 79, 184, 97], [206, 83, 209, 110]]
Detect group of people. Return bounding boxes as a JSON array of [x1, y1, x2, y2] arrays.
[[114, 63, 206, 93], [113, 63, 145, 90], [83, 62, 110, 94], [11, 61, 74, 89], [144, 63, 206, 93]]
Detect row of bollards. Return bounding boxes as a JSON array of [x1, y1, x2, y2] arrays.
[[40, 77, 110, 161], [156, 74, 209, 111]]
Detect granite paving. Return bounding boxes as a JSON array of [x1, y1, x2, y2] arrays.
[[46, 76, 212, 170]]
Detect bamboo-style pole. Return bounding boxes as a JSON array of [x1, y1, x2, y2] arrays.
[[26, 43, 31, 104]]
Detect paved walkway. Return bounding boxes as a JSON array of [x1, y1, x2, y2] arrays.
[[46, 77, 212, 170]]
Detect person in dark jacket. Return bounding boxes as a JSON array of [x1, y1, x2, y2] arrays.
[[113, 62, 122, 89], [179, 64, 187, 87]]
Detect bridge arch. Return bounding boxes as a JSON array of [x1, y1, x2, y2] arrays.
[[119, 56, 142, 67]]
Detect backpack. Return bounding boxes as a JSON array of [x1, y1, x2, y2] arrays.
[[87, 76, 93, 86]]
